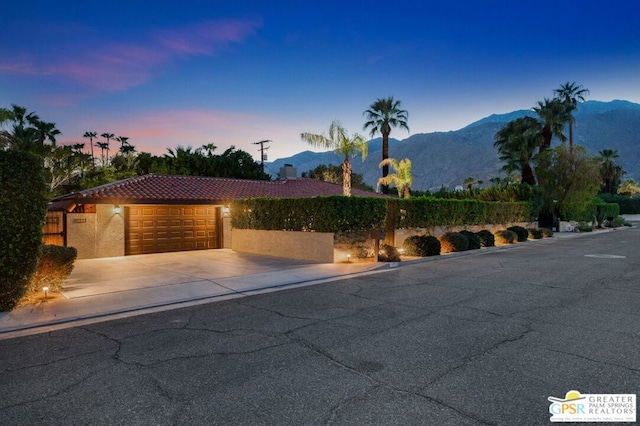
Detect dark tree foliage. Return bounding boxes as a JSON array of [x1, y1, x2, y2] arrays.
[[0, 150, 49, 311], [301, 164, 372, 191]]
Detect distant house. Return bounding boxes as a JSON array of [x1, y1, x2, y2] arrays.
[[46, 166, 381, 259]]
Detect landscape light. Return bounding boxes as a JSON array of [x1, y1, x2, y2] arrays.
[[347, 254, 351, 263], [42, 286, 49, 301]]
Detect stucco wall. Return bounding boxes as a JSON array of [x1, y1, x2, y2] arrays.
[[66, 204, 125, 259], [232, 229, 334, 263]]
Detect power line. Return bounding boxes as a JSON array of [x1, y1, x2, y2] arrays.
[[253, 139, 271, 175]]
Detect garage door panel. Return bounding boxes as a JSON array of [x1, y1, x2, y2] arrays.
[[125, 205, 220, 255]]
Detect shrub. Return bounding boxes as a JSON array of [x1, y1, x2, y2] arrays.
[[378, 244, 401, 262], [476, 230, 495, 247], [539, 228, 554, 238], [494, 229, 517, 245], [507, 225, 529, 242], [528, 228, 543, 239], [438, 232, 469, 253], [610, 216, 630, 228], [402, 235, 440, 257], [577, 223, 593, 232], [28, 245, 78, 292], [459, 230, 481, 250], [0, 150, 49, 311]]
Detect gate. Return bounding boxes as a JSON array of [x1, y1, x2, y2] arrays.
[[43, 211, 65, 246]]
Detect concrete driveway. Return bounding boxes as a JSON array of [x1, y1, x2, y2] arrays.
[[0, 249, 381, 336]]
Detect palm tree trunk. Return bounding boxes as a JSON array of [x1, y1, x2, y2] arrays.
[[342, 158, 351, 197], [381, 131, 390, 194], [522, 163, 536, 186], [403, 185, 410, 199], [569, 121, 574, 151]]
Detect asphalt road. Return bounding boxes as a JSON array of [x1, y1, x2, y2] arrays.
[[1, 227, 639, 425]]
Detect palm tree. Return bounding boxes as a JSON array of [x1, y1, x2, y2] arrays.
[[83, 131, 98, 166], [363, 96, 409, 194], [533, 97, 568, 153], [301, 120, 368, 196], [100, 132, 114, 164], [494, 116, 542, 185], [378, 158, 412, 198], [599, 149, 624, 194], [96, 141, 109, 166], [554, 82, 589, 150]]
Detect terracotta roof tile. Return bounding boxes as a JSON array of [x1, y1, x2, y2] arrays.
[[51, 174, 384, 207]]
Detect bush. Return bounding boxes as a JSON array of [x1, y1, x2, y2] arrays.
[[507, 225, 529, 242], [494, 229, 517, 245], [528, 228, 543, 239], [539, 228, 554, 238], [598, 193, 640, 214], [402, 235, 440, 257], [378, 244, 401, 262], [459, 230, 481, 250], [475, 230, 495, 247], [0, 150, 49, 311], [438, 232, 469, 253], [577, 223, 593, 232], [28, 245, 78, 292], [609, 216, 630, 228]]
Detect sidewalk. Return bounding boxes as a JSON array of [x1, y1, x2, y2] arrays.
[[1, 222, 634, 339]]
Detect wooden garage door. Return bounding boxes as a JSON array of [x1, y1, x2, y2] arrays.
[[125, 205, 220, 255]]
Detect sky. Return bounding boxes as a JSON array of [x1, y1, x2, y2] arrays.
[[2, 0, 639, 163]]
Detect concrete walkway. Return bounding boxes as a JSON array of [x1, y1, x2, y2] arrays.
[[1, 217, 636, 339]]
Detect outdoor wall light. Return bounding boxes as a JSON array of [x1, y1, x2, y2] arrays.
[[113, 205, 121, 214], [42, 286, 49, 301], [222, 206, 230, 216]]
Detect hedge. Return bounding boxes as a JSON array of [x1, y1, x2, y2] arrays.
[[0, 150, 49, 311], [231, 196, 388, 233], [598, 194, 640, 214], [28, 245, 78, 292], [395, 197, 534, 228], [560, 198, 620, 224]]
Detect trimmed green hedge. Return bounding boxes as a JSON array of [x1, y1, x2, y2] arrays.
[[0, 150, 49, 311], [231, 196, 387, 233], [561, 198, 620, 223], [395, 197, 534, 228], [598, 194, 640, 214]]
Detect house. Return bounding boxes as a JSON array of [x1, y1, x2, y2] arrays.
[[46, 166, 381, 259]]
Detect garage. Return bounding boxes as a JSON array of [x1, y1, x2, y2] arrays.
[[125, 205, 221, 255]]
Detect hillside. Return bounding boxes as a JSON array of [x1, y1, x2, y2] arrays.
[[267, 100, 640, 190]]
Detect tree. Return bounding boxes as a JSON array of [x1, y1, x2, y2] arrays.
[[301, 120, 368, 196], [301, 164, 371, 190], [536, 145, 601, 219], [363, 96, 409, 194], [617, 179, 640, 197], [533, 97, 568, 153], [379, 158, 412, 198], [599, 149, 624, 194], [494, 116, 542, 185], [83, 131, 98, 167], [100, 132, 114, 164], [554, 82, 589, 150], [96, 141, 109, 166]]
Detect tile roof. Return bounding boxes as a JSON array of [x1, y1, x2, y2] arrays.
[[51, 174, 385, 208]]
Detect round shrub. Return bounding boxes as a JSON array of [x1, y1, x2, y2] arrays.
[[28, 245, 78, 292], [378, 244, 401, 262], [459, 230, 481, 250], [507, 225, 529, 242], [494, 229, 517, 245], [402, 235, 440, 257], [528, 228, 543, 239], [540, 228, 554, 238], [476, 230, 495, 247], [438, 232, 469, 253]]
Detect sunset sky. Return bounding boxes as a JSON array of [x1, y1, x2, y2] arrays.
[[2, 1, 639, 161]]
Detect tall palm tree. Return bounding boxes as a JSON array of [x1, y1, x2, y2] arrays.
[[301, 120, 368, 196], [363, 96, 409, 194], [599, 149, 624, 194], [494, 116, 542, 185], [533, 98, 568, 153], [96, 141, 109, 166], [554, 82, 589, 150], [83, 131, 98, 167], [378, 158, 412, 199], [100, 132, 114, 164]]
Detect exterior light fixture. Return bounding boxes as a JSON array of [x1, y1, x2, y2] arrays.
[[222, 206, 230, 216], [347, 254, 351, 263], [113, 205, 121, 214], [42, 286, 49, 301]]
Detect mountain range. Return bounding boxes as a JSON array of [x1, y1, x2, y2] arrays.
[[266, 100, 640, 191]]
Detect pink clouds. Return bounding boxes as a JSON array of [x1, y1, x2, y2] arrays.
[[1, 18, 262, 94]]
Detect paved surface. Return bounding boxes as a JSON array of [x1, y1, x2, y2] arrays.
[[0, 222, 638, 425], [0, 249, 382, 337]]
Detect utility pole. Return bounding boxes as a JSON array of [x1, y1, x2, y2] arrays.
[[253, 139, 271, 175]]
